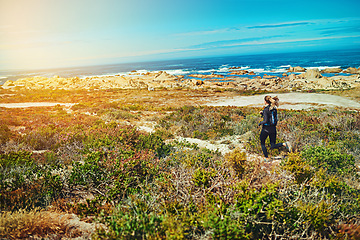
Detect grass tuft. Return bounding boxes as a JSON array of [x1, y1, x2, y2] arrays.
[[0, 208, 91, 239]]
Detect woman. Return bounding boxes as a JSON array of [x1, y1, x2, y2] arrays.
[[259, 95, 291, 161]]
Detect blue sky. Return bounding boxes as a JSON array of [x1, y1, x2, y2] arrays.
[[1, 0, 360, 70]]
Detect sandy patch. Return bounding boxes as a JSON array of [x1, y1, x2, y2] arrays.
[[0, 102, 75, 108], [206, 92, 360, 110], [175, 136, 238, 155]]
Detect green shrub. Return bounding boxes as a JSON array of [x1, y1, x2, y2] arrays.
[[0, 151, 64, 211], [309, 168, 353, 195], [103, 109, 139, 120], [107, 150, 159, 202], [297, 200, 335, 235], [158, 106, 250, 140], [0, 152, 37, 197], [233, 114, 259, 135], [233, 182, 288, 238], [225, 149, 247, 178], [95, 198, 165, 240], [69, 151, 111, 189], [301, 146, 356, 175], [22, 125, 61, 150], [281, 153, 313, 184], [203, 206, 249, 239], [82, 124, 170, 157], [137, 131, 171, 157], [82, 125, 140, 153], [328, 131, 360, 161], [69, 147, 160, 205], [193, 168, 216, 188], [0, 124, 11, 144], [184, 150, 220, 169]]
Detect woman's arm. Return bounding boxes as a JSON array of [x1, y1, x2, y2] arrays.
[[259, 107, 269, 126]]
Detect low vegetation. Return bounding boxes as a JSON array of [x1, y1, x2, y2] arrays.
[[0, 88, 359, 239]]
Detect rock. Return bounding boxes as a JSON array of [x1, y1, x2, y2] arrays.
[[288, 66, 306, 72], [229, 70, 248, 75], [237, 84, 247, 90], [193, 80, 204, 86], [210, 73, 225, 78], [248, 72, 255, 75], [188, 74, 209, 78], [263, 74, 277, 79], [289, 74, 297, 81], [330, 79, 350, 88], [316, 78, 331, 87], [299, 69, 322, 79], [344, 67, 360, 74], [3, 80, 15, 87], [355, 77, 360, 83], [260, 80, 270, 86], [154, 71, 178, 81], [320, 68, 343, 73], [188, 74, 224, 79]]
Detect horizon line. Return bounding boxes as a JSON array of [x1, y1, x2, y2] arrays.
[[2, 47, 360, 72]]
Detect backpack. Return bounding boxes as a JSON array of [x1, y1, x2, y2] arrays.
[[265, 107, 278, 126]]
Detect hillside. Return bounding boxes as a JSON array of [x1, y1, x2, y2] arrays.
[[0, 86, 360, 239]]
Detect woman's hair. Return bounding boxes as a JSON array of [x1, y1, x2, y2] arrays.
[[264, 95, 279, 109]]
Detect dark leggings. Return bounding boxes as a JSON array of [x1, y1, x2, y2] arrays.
[[260, 127, 283, 158]]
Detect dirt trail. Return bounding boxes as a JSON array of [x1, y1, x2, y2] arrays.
[[171, 135, 279, 163]]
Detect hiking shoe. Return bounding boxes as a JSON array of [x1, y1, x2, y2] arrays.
[[285, 142, 292, 152]]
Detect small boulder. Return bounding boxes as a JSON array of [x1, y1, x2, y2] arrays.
[[288, 66, 306, 72], [321, 68, 343, 74], [343, 67, 360, 74], [289, 74, 297, 81], [193, 79, 204, 86], [154, 71, 178, 81], [299, 69, 322, 79], [229, 70, 248, 75], [3, 80, 15, 87]]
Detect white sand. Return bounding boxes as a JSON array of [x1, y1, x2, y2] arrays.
[[0, 102, 75, 108], [206, 93, 360, 110]]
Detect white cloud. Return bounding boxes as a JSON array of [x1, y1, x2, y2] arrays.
[[225, 35, 360, 47], [174, 28, 231, 36], [246, 21, 313, 29]]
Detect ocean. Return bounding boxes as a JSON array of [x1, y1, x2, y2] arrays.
[[1, 49, 360, 85]]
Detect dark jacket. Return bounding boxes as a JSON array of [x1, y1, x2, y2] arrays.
[[259, 105, 278, 129]]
